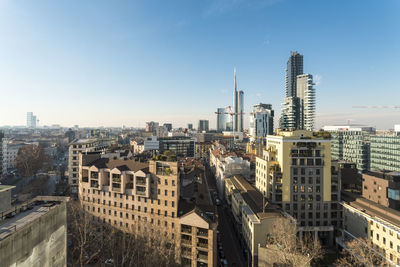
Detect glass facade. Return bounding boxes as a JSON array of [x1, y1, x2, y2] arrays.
[[370, 135, 400, 172]]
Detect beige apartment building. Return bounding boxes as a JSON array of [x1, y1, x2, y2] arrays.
[[339, 192, 400, 265], [225, 175, 292, 267], [68, 138, 111, 192], [79, 154, 217, 266], [255, 130, 340, 245]]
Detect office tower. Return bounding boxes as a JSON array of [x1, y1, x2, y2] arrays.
[[370, 131, 400, 172], [249, 103, 274, 144], [323, 125, 375, 172], [145, 121, 159, 133], [286, 51, 304, 97], [187, 123, 193, 130], [26, 112, 37, 128], [256, 130, 340, 244], [296, 74, 315, 131], [216, 107, 230, 132], [198, 120, 209, 133], [0, 195, 68, 267], [158, 136, 195, 158], [233, 68, 244, 132], [79, 155, 217, 266], [163, 123, 172, 132]]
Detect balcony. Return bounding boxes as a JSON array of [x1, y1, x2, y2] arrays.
[[197, 229, 208, 237], [90, 180, 99, 188], [181, 239, 192, 246], [181, 226, 192, 234], [136, 179, 146, 186], [197, 253, 208, 262], [82, 176, 89, 183]]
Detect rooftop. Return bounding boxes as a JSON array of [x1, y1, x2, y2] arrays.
[[0, 185, 15, 193], [230, 175, 282, 220], [83, 157, 149, 173], [342, 192, 400, 230], [0, 196, 69, 241]]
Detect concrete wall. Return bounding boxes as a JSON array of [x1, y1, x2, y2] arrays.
[[0, 189, 12, 214], [0, 202, 67, 267]]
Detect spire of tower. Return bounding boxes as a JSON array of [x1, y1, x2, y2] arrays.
[[234, 67, 237, 92]]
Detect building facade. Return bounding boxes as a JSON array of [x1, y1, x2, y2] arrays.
[[339, 194, 400, 266], [26, 112, 37, 128], [296, 74, 315, 131], [68, 138, 111, 192], [370, 134, 400, 172], [286, 51, 303, 97], [255, 130, 340, 245], [198, 120, 209, 133], [79, 155, 217, 266], [159, 137, 195, 158], [233, 68, 244, 132], [0, 196, 69, 267], [216, 107, 231, 132], [362, 171, 400, 210], [249, 103, 274, 144], [323, 125, 375, 172]]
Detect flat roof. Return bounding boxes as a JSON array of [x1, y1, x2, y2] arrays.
[[342, 192, 400, 229], [0, 185, 15, 193], [0, 198, 67, 241]]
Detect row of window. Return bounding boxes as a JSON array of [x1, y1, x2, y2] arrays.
[[82, 196, 176, 209]]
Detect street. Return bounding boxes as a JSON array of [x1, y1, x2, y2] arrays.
[[204, 159, 246, 267]]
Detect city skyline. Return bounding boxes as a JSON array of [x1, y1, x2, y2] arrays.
[[0, 0, 399, 129]]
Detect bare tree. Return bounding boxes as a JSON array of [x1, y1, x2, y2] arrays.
[[68, 201, 179, 267], [67, 200, 113, 267], [15, 144, 45, 177], [335, 238, 386, 267], [262, 218, 323, 267]]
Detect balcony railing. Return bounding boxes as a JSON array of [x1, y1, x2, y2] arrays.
[[181, 239, 192, 245], [136, 180, 146, 185], [197, 242, 208, 248], [82, 177, 89, 183], [197, 254, 208, 262], [181, 228, 192, 234]]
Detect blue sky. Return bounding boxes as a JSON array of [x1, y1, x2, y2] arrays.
[[0, 0, 399, 129]]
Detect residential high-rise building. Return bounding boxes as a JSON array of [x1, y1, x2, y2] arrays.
[[255, 130, 340, 244], [216, 107, 231, 132], [280, 52, 315, 131], [249, 103, 274, 144], [79, 155, 217, 266], [323, 125, 375, 172], [198, 120, 209, 133], [233, 68, 244, 132], [280, 96, 300, 130], [296, 74, 315, 131], [187, 123, 193, 130], [286, 51, 304, 97], [26, 112, 37, 128]]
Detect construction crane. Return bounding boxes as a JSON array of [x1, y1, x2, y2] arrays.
[[353, 106, 400, 109]]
